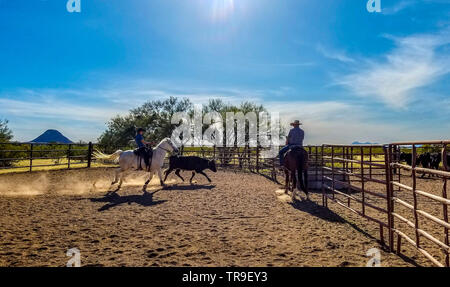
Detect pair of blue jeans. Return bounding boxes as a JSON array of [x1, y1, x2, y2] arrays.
[[279, 145, 298, 166]]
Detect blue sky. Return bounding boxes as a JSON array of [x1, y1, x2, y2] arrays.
[[0, 0, 449, 144]]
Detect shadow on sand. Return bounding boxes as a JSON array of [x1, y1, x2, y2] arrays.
[[90, 184, 215, 211], [289, 197, 346, 223], [90, 190, 166, 211], [289, 195, 422, 266]]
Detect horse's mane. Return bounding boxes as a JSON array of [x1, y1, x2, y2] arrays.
[[156, 138, 170, 146]]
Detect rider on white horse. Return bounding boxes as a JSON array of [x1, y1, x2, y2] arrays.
[[135, 128, 153, 171], [94, 138, 179, 193]]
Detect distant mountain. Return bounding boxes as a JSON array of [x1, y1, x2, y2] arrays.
[[30, 129, 73, 144], [352, 141, 379, 145]]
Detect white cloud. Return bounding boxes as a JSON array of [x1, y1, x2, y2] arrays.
[[316, 44, 355, 63], [382, 0, 416, 15], [0, 98, 121, 123], [2, 83, 448, 144], [336, 30, 450, 108]]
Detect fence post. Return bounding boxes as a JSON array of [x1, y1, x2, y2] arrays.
[[384, 145, 394, 252], [67, 144, 72, 169], [256, 145, 260, 173], [87, 142, 93, 168], [443, 144, 449, 267], [29, 143, 33, 172], [321, 145, 326, 207]]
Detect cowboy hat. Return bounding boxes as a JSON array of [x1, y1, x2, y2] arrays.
[[290, 120, 302, 126]]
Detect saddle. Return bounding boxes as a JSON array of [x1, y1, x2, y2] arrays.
[[133, 147, 153, 171]]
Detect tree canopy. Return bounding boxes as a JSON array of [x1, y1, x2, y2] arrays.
[[0, 119, 13, 143], [98, 96, 278, 147]]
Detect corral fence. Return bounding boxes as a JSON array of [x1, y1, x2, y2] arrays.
[[316, 141, 449, 267], [386, 141, 450, 267], [0, 142, 94, 172], [0, 142, 134, 172], [1, 140, 449, 266]]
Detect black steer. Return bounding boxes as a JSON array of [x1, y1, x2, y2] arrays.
[[163, 156, 217, 183], [399, 152, 413, 166], [429, 153, 442, 171]]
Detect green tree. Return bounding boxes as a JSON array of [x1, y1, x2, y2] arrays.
[[98, 97, 283, 151], [98, 97, 192, 147], [0, 119, 13, 143]]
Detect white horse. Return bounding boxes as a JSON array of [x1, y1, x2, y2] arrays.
[[94, 138, 179, 193]]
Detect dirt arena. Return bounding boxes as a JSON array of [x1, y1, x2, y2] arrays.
[[0, 167, 435, 267]]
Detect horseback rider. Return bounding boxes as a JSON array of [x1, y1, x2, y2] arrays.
[[279, 120, 305, 167], [135, 128, 152, 171]]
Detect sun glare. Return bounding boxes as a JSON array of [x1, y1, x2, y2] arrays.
[[211, 0, 235, 21]]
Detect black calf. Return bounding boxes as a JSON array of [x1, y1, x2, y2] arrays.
[[163, 156, 217, 183]]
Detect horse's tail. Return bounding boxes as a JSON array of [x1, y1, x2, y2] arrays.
[[93, 149, 123, 163]]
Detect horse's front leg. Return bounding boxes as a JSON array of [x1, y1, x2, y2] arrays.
[[157, 167, 166, 187], [142, 171, 154, 193]]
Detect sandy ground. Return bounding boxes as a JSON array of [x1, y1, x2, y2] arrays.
[[0, 168, 422, 267]]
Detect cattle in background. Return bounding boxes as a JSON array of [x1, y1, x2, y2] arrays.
[[443, 150, 449, 171], [163, 156, 217, 184], [417, 153, 431, 169], [416, 152, 441, 178], [429, 153, 442, 171], [399, 152, 413, 166]]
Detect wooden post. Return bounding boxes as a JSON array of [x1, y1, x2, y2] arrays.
[[442, 144, 449, 267], [331, 146, 335, 200], [67, 144, 72, 169], [412, 145, 420, 248], [384, 145, 394, 252], [315, 146, 319, 190], [256, 145, 260, 173], [321, 145, 326, 207], [29, 143, 33, 172], [361, 146, 365, 216], [87, 142, 93, 168]]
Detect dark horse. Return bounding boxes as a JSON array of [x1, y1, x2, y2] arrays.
[[283, 146, 309, 200]]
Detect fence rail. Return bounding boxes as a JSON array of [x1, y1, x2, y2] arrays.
[[0, 142, 94, 172]]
